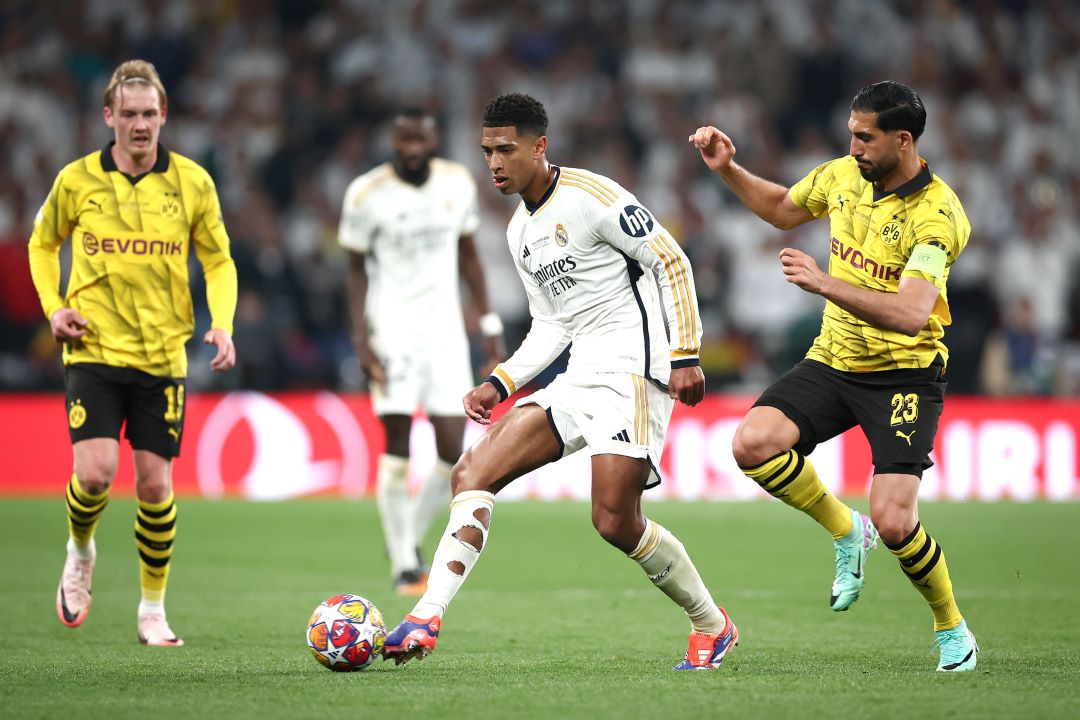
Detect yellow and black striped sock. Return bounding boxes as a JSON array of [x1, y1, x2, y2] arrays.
[[885, 522, 962, 631], [742, 450, 853, 539], [66, 473, 109, 548], [135, 493, 177, 605]]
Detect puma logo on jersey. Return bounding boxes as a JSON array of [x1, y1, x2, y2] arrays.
[[895, 429, 915, 445], [836, 194, 847, 211], [87, 198, 103, 213], [168, 428, 180, 441]]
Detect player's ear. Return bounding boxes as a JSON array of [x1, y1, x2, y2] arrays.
[[533, 135, 548, 159], [160, 104, 168, 126], [896, 129, 913, 149], [103, 104, 115, 129]]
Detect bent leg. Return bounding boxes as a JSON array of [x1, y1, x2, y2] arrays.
[[734, 406, 853, 539], [592, 454, 729, 637], [68, 438, 120, 549], [410, 405, 560, 619], [872, 474, 963, 631], [384, 405, 560, 663], [58, 439, 119, 627]]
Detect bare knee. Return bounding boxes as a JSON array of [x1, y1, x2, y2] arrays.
[[731, 407, 800, 468], [136, 475, 171, 504], [449, 450, 493, 496], [74, 463, 117, 495], [732, 424, 782, 468], [591, 506, 641, 553], [871, 508, 917, 547]]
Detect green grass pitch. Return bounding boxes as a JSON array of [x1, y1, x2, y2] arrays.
[[1, 498, 1078, 719]]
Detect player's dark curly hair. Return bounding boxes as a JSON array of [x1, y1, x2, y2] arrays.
[[482, 93, 548, 137], [851, 81, 926, 140]]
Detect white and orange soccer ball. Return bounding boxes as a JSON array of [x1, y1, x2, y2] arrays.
[[306, 594, 387, 671]]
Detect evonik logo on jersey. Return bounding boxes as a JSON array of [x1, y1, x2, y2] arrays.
[[82, 232, 183, 257], [830, 238, 902, 282]]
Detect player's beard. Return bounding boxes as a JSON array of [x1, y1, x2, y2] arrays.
[[395, 156, 432, 186], [858, 154, 898, 183]]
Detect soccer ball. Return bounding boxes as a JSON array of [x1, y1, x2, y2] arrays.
[[306, 594, 387, 671]]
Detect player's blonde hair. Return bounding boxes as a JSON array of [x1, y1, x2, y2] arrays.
[[103, 59, 167, 110]]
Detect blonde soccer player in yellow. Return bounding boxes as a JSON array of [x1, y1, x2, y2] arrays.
[[690, 81, 976, 671], [28, 60, 237, 646]]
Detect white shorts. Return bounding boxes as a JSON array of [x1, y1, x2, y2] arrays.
[[371, 341, 472, 417], [515, 372, 674, 488]]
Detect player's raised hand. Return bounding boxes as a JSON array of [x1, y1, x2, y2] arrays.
[[688, 126, 736, 173], [669, 365, 705, 407], [463, 381, 501, 425], [204, 328, 236, 371], [49, 308, 89, 343], [779, 247, 829, 295]]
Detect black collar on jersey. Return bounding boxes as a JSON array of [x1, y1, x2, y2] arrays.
[[100, 141, 171, 185], [873, 161, 931, 202], [524, 166, 561, 215]]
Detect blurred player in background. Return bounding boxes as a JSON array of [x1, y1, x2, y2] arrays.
[[339, 108, 503, 596], [382, 93, 738, 671], [28, 59, 237, 646], [690, 80, 977, 671]]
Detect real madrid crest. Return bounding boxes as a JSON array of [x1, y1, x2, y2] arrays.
[[555, 223, 569, 247], [68, 399, 87, 429]]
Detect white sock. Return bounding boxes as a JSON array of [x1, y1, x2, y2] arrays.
[[376, 454, 417, 576], [67, 537, 95, 560], [138, 599, 165, 618], [414, 459, 452, 547], [411, 490, 495, 619], [629, 518, 727, 634]]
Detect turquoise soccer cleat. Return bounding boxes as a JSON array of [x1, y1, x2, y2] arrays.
[[830, 510, 878, 611], [936, 619, 979, 672]]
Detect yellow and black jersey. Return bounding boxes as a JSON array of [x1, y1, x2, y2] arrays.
[[28, 143, 237, 378], [789, 155, 970, 372]]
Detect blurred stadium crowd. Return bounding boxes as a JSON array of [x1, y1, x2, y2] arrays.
[[1, 0, 1078, 396]]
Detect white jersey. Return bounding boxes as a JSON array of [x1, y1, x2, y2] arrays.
[[338, 158, 480, 348], [488, 166, 702, 399]]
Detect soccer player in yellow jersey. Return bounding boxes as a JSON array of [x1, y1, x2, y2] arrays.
[[690, 81, 977, 671], [28, 60, 237, 646]]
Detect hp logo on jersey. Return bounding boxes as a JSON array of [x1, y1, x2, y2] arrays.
[[619, 205, 654, 237]]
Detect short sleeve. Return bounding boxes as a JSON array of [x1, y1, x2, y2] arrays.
[[789, 158, 844, 219]]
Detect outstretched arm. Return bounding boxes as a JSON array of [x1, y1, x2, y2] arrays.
[[689, 125, 814, 231]]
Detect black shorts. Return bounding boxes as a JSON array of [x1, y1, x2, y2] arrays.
[[754, 358, 947, 477], [64, 363, 186, 458]]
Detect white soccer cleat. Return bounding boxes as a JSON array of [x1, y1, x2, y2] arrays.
[[138, 614, 185, 647], [56, 543, 96, 628]]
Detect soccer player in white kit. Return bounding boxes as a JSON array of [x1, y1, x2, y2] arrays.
[[383, 93, 738, 670], [339, 108, 503, 595]]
